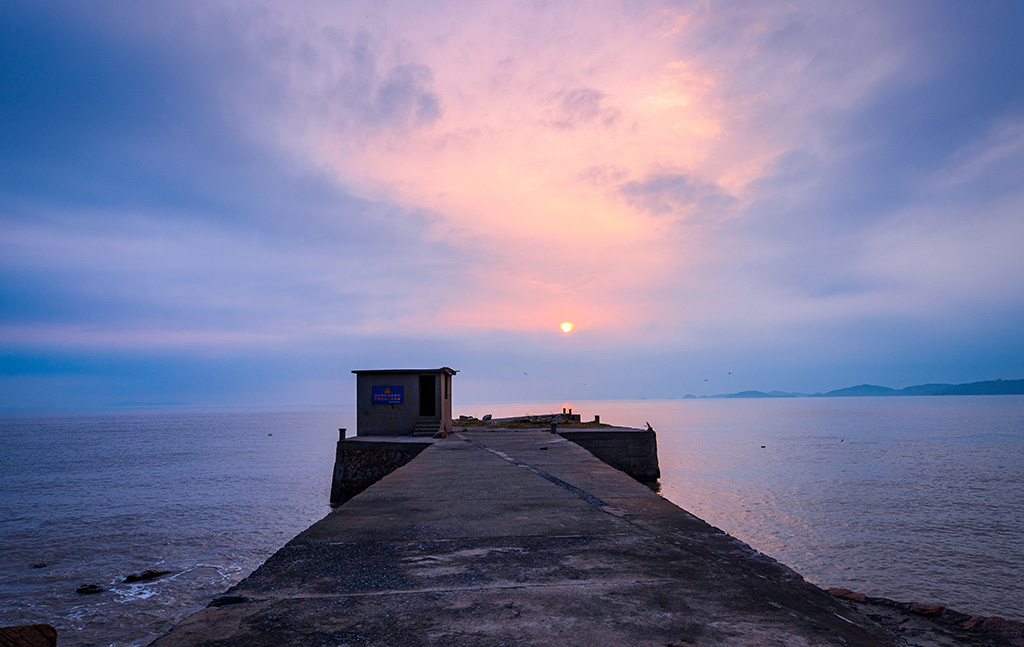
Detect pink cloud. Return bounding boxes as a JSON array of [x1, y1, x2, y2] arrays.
[[109, 1, 946, 345]]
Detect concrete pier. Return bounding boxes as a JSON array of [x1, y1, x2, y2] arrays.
[[151, 431, 902, 646]]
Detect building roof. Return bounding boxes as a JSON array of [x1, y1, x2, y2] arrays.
[[352, 367, 458, 376]]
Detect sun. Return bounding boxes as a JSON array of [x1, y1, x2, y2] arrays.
[[560, 321, 574, 334]]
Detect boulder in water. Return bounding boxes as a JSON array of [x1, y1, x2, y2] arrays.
[[124, 569, 172, 583]]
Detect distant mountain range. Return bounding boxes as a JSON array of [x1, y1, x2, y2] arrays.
[[684, 378, 1024, 399]]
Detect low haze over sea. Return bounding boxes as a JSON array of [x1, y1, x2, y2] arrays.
[[2, 396, 1021, 647]]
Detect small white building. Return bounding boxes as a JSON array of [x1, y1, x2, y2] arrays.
[[352, 368, 457, 436]]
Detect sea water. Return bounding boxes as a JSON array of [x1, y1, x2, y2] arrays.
[[0, 409, 349, 647], [1, 397, 1022, 646]]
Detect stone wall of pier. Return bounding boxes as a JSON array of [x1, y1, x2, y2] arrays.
[[330, 438, 433, 506], [559, 428, 660, 481]]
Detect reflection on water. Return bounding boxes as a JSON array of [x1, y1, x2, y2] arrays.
[[462, 396, 1024, 620]]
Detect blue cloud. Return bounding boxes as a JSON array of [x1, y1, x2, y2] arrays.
[[551, 87, 619, 129], [0, 1, 463, 360], [372, 63, 442, 127], [620, 173, 736, 219]]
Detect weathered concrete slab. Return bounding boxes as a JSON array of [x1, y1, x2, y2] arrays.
[[151, 431, 902, 647], [453, 417, 660, 481]]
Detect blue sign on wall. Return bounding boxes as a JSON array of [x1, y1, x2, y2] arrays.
[[371, 385, 403, 404]]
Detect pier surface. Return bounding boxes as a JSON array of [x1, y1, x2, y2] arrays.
[[151, 431, 901, 646]]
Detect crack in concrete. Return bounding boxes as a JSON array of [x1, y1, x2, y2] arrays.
[[247, 577, 682, 601]]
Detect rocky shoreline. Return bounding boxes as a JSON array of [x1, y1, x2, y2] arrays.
[[4, 564, 1023, 646], [827, 587, 1024, 646], [4, 588, 1022, 647]]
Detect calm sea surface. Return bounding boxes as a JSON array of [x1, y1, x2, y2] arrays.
[[1, 397, 1022, 646]]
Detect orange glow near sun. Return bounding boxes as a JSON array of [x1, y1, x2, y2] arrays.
[[560, 321, 574, 333]]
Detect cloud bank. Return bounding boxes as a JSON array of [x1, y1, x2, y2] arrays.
[[2, 0, 1023, 407]]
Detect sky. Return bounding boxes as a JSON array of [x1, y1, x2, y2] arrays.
[[2, 0, 1023, 409]]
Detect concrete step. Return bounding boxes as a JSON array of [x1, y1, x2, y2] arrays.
[[411, 418, 441, 436]]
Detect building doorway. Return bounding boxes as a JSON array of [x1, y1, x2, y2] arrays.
[[419, 374, 436, 417]]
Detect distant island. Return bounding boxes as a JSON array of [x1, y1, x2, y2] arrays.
[[684, 378, 1024, 399]]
